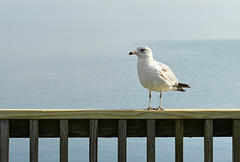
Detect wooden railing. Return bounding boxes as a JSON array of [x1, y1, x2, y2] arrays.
[[0, 109, 240, 162]]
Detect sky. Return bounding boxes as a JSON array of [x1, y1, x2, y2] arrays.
[[1, 0, 240, 55]]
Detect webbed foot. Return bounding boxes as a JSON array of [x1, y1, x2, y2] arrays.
[[156, 107, 164, 111], [144, 107, 154, 110]]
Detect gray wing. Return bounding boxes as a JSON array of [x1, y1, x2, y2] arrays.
[[156, 61, 179, 86]]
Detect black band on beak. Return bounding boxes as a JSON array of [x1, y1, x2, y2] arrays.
[[129, 51, 133, 55]]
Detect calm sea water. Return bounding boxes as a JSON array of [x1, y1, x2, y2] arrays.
[[1, 39, 240, 161]]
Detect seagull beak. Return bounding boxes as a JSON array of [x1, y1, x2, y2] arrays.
[[129, 51, 137, 55]]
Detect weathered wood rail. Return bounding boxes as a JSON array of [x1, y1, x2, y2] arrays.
[[0, 109, 240, 162]]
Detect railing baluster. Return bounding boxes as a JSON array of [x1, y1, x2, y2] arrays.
[[204, 119, 213, 162], [233, 119, 240, 162], [0, 119, 9, 162], [30, 119, 39, 162], [90, 119, 98, 162], [175, 119, 183, 162], [60, 119, 68, 162], [147, 119, 155, 162], [118, 119, 127, 162]]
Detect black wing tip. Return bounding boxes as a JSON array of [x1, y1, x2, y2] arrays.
[[177, 87, 186, 92], [178, 83, 191, 88], [174, 83, 190, 92]]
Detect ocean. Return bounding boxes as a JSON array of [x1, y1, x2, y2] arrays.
[[1, 39, 240, 161]]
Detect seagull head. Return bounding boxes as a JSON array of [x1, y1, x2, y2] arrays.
[[129, 46, 153, 59]]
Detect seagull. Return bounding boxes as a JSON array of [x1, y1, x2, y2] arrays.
[[129, 46, 190, 110]]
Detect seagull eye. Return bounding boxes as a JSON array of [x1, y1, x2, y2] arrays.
[[140, 49, 145, 52]]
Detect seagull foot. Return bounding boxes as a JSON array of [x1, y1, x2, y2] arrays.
[[144, 107, 164, 111], [144, 107, 154, 110], [156, 107, 164, 111]]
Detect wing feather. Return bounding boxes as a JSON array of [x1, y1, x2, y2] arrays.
[[156, 61, 178, 86]]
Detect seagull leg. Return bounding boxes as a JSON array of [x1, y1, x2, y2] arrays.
[[147, 90, 152, 110], [157, 92, 164, 110]]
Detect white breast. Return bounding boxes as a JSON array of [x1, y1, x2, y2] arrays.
[[137, 59, 172, 92]]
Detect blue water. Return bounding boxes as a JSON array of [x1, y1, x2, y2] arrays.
[[1, 39, 240, 161]]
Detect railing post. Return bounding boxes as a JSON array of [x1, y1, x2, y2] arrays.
[[175, 119, 183, 162], [204, 119, 213, 162], [118, 119, 127, 162], [0, 119, 9, 162], [147, 119, 155, 162], [90, 119, 98, 162], [233, 119, 240, 162], [60, 119, 68, 162], [30, 119, 39, 162]]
